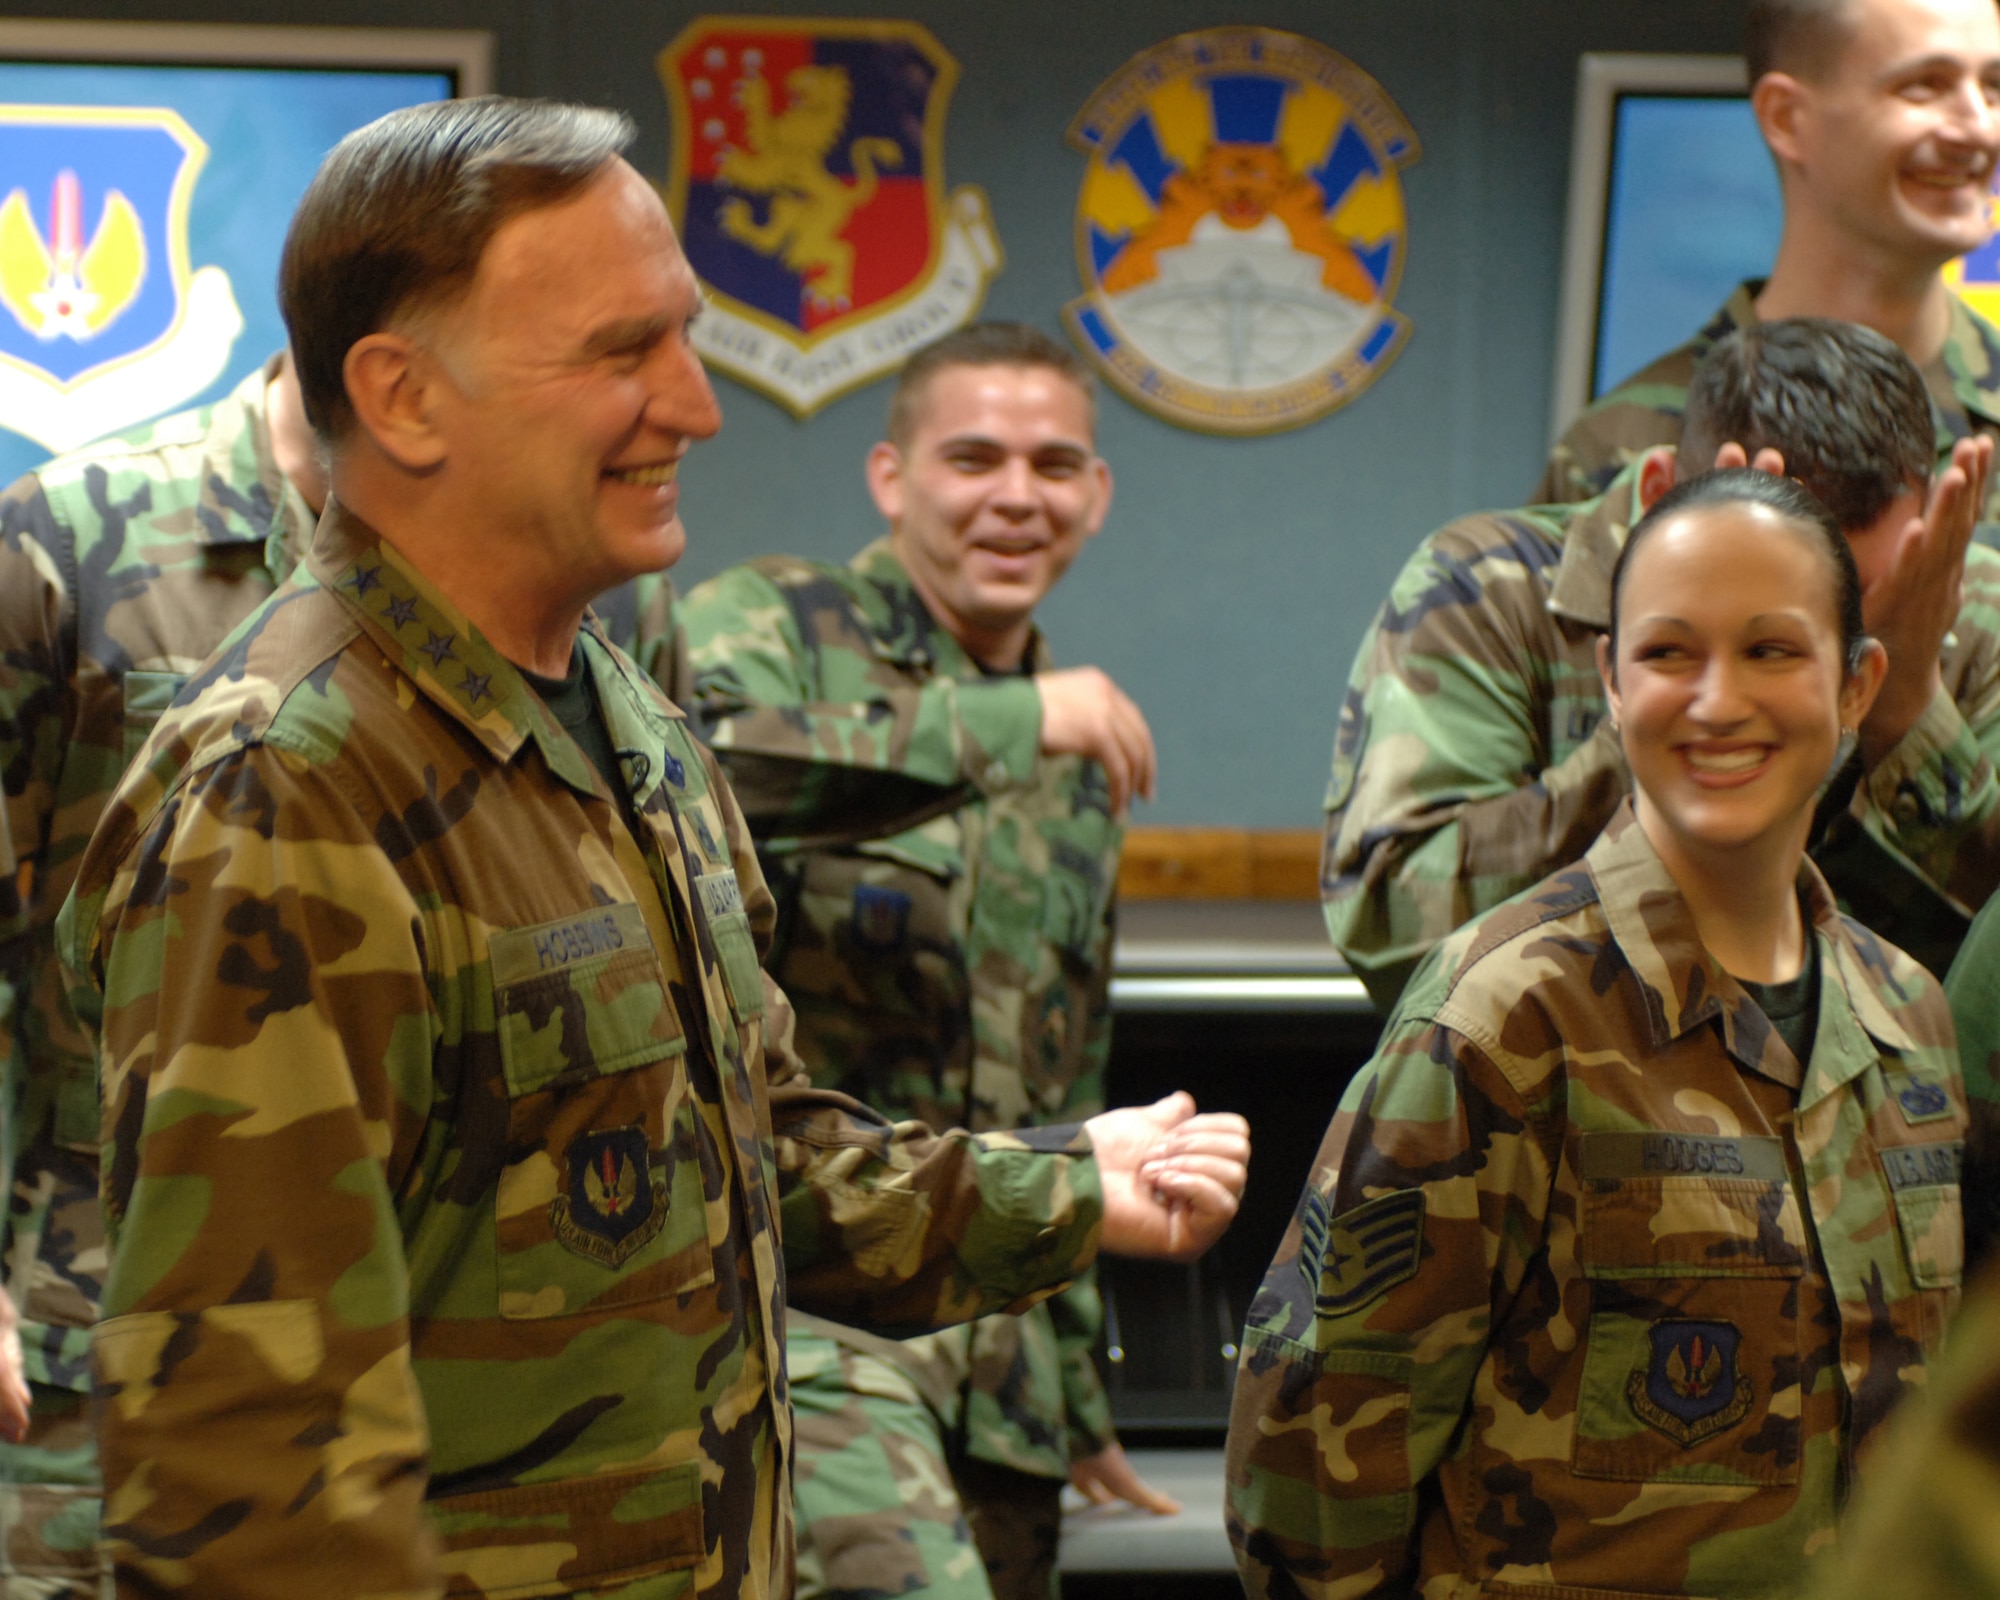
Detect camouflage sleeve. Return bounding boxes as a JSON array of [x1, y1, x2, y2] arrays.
[[1802, 1260, 2000, 1600], [623, 571, 691, 707], [1054, 894, 1116, 1457], [58, 751, 440, 1599], [1851, 570, 2000, 918], [0, 473, 70, 1070], [1532, 377, 1689, 506], [1224, 1005, 1551, 1599], [680, 563, 1042, 846], [1322, 521, 1629, 1010], [1947, 898, 2000, 1271], [768, 1007, 1105, 1335]]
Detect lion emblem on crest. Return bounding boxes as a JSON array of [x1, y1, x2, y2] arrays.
[[715, 64, 901, 309]]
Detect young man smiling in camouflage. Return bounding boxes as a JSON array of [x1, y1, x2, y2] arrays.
[[1539, 0, 2000, 511], [53, 102, 1248, 1600], [675, 324, 1172, 1600]]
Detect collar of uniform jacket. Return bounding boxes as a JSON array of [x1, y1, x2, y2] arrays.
[[847, 536, 1054, 675], [1544, 461, 1646, 630], [1661, 274, 2000, 432], [191, 355, 318, 566], [305, 500, 685, 802], [1584, 798, 1928, 1094]]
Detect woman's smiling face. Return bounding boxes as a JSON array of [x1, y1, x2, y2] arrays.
[[1602, 501, 1880, 868]]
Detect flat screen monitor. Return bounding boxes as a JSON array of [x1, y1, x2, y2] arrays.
[[1549, 52, 2000, 446], [0, 20, 491, 486]]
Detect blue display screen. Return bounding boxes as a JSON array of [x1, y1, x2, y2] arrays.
[[0, 61, 452, 486], [1594, 94, 1780, 399]]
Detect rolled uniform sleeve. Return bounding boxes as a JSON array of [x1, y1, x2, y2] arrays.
[[1323, 515, 1627, 1010], [58, 753, 437, 1600], [681, 561, 1042, 845], [766, 984, 1103, 1334], [1225, 1008, 1551, 1599]]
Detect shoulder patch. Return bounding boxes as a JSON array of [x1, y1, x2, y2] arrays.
[[1299, 1187, 1425, 1318]]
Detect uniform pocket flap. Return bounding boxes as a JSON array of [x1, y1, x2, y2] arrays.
[[430, 1459, 705, 1599], [492, 907, 685, 1098], [852, 825, 962, 882], [1580, 1133, 1804, 1279]]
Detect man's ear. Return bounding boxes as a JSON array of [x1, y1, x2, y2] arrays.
[[1637, 446, 1677, 513], [1596, 632, 1623, 721], [1081, 455, 1114, 541], [343, 332, 449, 472], [865, 440, 905, 523], [1752, 71, 1810, 170]]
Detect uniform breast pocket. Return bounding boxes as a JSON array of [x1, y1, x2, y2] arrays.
[[1882, 1139, 1965, 1345], [489, 906, 716, 1320], [790, 830, 963, 1016], [121, 669, 186, 762], [1571, 1132, 1806, 1487]]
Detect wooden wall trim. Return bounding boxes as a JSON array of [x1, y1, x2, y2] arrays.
[[1117, 828, 1323, 901]]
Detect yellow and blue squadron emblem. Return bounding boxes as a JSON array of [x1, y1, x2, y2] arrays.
[[1065, 29, 1419, 435], [659, 17, 1001, 417], [0, 106, 241, 453]]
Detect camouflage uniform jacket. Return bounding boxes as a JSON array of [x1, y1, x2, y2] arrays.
[[676, 538, 1122, 1476], [1534, 279, 2000, 513], [0, 357, 313, 1396], [55, 504, 1105, 1600], [1229, 802, 1967, 1600], [1323, 460, 2000, 1010]]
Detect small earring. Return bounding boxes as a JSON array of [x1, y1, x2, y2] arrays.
[[1607, 712, 1621, 732]]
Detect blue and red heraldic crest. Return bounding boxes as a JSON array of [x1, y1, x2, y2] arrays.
[[1064, 28, 1419, 436], [0, 105, 241, 452], [659, 17, 1000, 417]]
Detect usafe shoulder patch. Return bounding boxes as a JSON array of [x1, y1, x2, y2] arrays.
[[1299, 1187, 1425, 1318]]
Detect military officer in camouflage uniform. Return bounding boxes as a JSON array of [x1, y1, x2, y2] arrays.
[[1538, 0, 2000, 512], [53, 100, 1249, 1600], [0, 350, 325, 1597], [1234, 469, 1968, 1599], [672, 322, 1170, 1600], [1325, 318, 1997, 1010]]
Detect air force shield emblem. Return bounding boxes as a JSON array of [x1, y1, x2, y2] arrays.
[[0, 106, 242, 452], [659, 17, 1000, 416], [1064, 28, 1419, 435]]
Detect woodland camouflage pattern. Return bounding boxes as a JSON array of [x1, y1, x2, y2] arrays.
[[0, 359, 313, 1597], [1534, 281, 2000, 515], [1323, 459, 2000, 1009], [1800, 1258, 2000, 1600], [672, 540, 1120, 1541], [1231, 803, 1967, 1600], [56, 504, 1105, 1600]]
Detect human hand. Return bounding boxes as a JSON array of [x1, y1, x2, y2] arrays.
[[1858, 435, 1992, 767], [1708, 441, 1788, 476], [1086, 1092, 1249, 1261], [1069, 1440, 1181, 1515], [1036, 667, 1157, 815]]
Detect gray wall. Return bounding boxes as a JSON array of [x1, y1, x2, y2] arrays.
[[16, 0, 1748, 823]]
